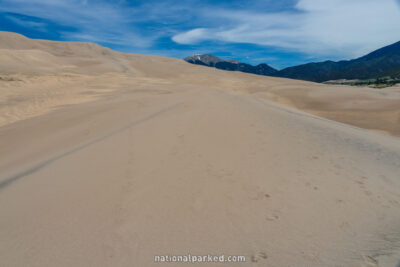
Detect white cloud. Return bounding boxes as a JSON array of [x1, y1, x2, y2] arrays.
[[172, 0, 400, 59], [172, 28, 209, 44]]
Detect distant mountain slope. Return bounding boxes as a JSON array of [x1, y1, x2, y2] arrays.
[[185, 41, 400, 83], [274, 41, 400, 82], [184, 54, 278, 76]]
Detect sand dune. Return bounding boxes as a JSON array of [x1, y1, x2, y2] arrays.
[[1, 32, 400, 266], [2, 32, 400, 136]]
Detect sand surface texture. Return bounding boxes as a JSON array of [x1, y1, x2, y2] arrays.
[[1, 32, 400, 266]]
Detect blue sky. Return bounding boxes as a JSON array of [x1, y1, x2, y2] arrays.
[[0, 0, 400, 69]]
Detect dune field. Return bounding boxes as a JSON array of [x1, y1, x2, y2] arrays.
[[1, 32, 400, 266]]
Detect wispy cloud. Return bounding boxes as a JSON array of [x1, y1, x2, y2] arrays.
[[173, 0, 400, 59], [4, 14, 48, 32], [0, 0, 155, 47]]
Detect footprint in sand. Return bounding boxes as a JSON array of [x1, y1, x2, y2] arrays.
[[266, 214, 280, 221], [250, 191, 271, 200], [251, 252, 268, 263], [362, 255, 378, 267]]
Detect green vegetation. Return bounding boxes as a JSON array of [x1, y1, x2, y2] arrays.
[[0, 75, 19, 82], [324, 76, 400, 88]]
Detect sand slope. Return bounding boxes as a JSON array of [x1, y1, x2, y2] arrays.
[[1, 32, 400, 266]]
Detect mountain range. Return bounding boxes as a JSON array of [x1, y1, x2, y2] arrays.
[[185, 41, 400, 83], [184, 54, 278, 76]]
